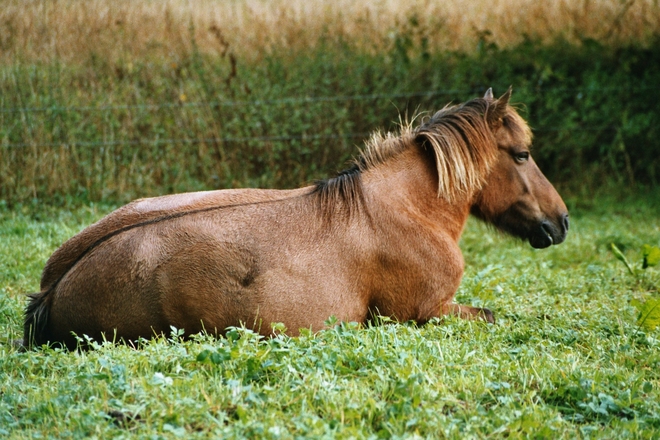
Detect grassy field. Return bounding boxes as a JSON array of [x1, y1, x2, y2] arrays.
[[1, 193, 659, 438]]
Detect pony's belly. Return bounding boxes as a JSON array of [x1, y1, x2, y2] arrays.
[[158, 262, 368, 336]]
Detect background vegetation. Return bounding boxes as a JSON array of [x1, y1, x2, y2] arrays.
[[1, 0, 659, 205]]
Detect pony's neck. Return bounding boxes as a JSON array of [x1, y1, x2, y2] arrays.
[[361, 145, 472, 242]]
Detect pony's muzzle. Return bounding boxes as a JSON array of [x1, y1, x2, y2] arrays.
[[532, 214, 568, 248]]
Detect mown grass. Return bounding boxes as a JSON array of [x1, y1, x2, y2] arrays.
[[1, 194, 659, 438]]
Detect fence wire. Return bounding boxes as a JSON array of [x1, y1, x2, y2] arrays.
[[0, 85, 630, 150], [3, 133, 373, 149], [0, 90, 465, 114], [0, 84, 652, 114]]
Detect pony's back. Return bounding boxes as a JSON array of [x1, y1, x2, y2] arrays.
[[40, 188, 303, 291]]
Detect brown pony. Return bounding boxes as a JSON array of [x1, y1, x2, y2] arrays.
[[24, 88, 568, 349]]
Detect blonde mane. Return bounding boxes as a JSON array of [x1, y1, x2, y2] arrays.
[[313, 97, 531, 210]]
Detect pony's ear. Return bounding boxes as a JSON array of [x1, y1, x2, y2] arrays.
[[487, 86, 512, 130], [496, 86, 512, 107], [484, 88, 494, 100]]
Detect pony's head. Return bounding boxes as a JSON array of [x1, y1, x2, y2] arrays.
[[470, 88, 569, 248]]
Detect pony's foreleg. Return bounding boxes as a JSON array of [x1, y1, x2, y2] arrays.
[[442, 303, 495, 323]]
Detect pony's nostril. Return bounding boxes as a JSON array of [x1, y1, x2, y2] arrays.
[[561, 213, 570, 232], [541, 221, 553, 237]]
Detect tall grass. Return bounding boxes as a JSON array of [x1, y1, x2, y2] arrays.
[[2, 0, 658, 65], [1, 0, 659, 205]]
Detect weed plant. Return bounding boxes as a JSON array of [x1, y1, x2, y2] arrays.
[[1, 194, 659, 438]]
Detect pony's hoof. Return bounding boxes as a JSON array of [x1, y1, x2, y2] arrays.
[[480, 308, 495, 324]]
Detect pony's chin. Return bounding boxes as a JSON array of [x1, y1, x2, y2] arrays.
[[528, 219, 567, 249], [529, 235, 553, 249]]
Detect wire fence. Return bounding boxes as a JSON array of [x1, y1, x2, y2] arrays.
[[0, 90, 463, 114], [2, 133, 374, 149], [0, 84, 653, 114], [0, 85, 634, 150]]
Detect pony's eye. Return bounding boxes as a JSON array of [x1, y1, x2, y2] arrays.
[[514, 152, 529, 163]]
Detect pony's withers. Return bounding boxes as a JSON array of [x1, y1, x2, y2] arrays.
[[24, 88, 568, 349]]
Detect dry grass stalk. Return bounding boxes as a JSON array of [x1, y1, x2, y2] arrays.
[[1, 0, 658, 65]]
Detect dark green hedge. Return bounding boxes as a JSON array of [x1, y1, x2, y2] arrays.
[[1, 36, 658, 205]]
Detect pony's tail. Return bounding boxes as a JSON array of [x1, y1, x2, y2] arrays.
[[23, 290, 53, 348]]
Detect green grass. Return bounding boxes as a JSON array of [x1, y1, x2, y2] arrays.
[[1, 194, 659, 438]]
